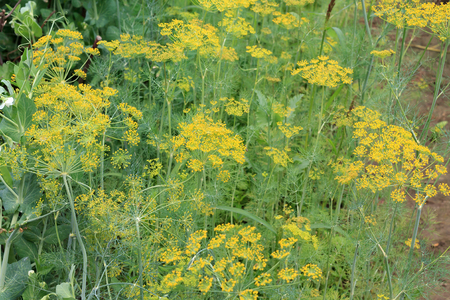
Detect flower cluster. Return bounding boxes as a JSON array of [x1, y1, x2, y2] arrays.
[[283, 0, 314, 6], [373, 0, 450, 41], [166, 113, 246, 174], [246, 45, 278, 63], [264, 147, 293, 167], [196, 0, 258, 11], [159, 19, 229, 59], [272, 12, 308, 29], [219, 11, 256, 38], [405, 238, 420, 249], [33, 29, 96, 82], [154, 222, 320, 296], [251, 0, 279, 16], [292, 56, 353, 87], [371, 49, 395, 59], [277, 122, 303, 138], [221, 97, 250, 116], [331, 106, 448, 206]]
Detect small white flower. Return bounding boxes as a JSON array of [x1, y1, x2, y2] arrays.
[[0, 97, 15, 109], [28, 270, 35, 276]]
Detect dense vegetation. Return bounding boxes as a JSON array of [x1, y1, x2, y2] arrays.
[[0, 0, 449, 299]]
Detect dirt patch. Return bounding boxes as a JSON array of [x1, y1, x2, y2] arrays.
[[404, 31, 450, 299]]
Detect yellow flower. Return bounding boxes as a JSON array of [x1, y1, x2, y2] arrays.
[[264, 147, 293, 167], [371, 49, 395, 58], [272, 11, 308, 29], [223, 97, 250, 116], [405, 238, 420, 249], [219, 11, 255, 38], [278, 268, 299, 282], [300, 263, 323, 281], [239, 289, 258, 300], [111, 148, 132, 169], [255, 273, 272, 286], [292, 56, 353, 87]]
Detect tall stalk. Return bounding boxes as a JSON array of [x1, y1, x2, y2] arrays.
[[63, 175, 87, 300], [399, 199, 425, 300]]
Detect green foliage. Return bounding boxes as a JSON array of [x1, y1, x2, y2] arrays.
[[0, 0, 449, 299]]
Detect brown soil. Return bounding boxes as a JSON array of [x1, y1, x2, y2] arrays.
[[404, 31, 450, 299]]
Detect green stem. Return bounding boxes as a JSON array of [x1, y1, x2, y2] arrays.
[[0, 228, 19, 289], [63, 175, 87, 300], [135, 218, 144, 300], [399, 201, 424, 300], [246, 58, 260, 144]]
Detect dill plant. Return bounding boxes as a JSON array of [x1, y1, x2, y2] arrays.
[[1, 0, 450, 299]]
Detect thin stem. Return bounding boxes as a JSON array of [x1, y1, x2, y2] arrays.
[[63, 174, 87, 300], [135, 218, 144, 300]]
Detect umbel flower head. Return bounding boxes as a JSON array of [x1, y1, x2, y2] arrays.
[[291, 56, 353, 87], [171, 113, 246, 165], [33, 29, 96, 83], [331, 106, 448, 205], [373, 0, 450, 41]]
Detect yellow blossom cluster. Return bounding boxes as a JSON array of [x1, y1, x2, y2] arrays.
[[111, 148, 131, 169], [155, 223, 320, 295], [75, 177, 155, 249], [159, 19, 233, 59], [196, 0, 258, 11], [104, 33, 186, 62], [284, 0, 314, 6], [221, 97, 250, 116], [246, 45, 278, 63], [371, 49, 395, 59], [33, 29, 95, 82], [171, 113, 246, 166], [272, 12, 308, 29], [272, 102, 294, 117], [219, 11, 256, 38], [26, 83, 120, 174], [277, 122, 303, 138], [292, 56, 353, 87], [251, 0, 279, 16], [405, 238, 420, 249], [373, 0, 450, 41], [300, 264, 323, 281], [364, 215, 377, 226], [331, 106, 448, 205], [264, 146, 293, 167]]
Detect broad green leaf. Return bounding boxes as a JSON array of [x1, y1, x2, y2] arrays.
[[0, 93, 36, 143], [55, 282, 75, 300], [0, 166, 13, 187], [255, 89, 268, 109], [23, 226, 41, 243], [22, 279, 48, 300], [0, 173, 42, 218], [105, 26, 120, 40], [72, 0, 82, 8], [43, 225, 72, 244], [214, 206, 276, 233], [14, 236, 39, 262], [1, 79, 14, 95], [0, 257, 31, 299], [30, 19, 43, 38]]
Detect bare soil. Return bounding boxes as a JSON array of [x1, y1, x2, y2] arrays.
[[404, 32, 450, 299]]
